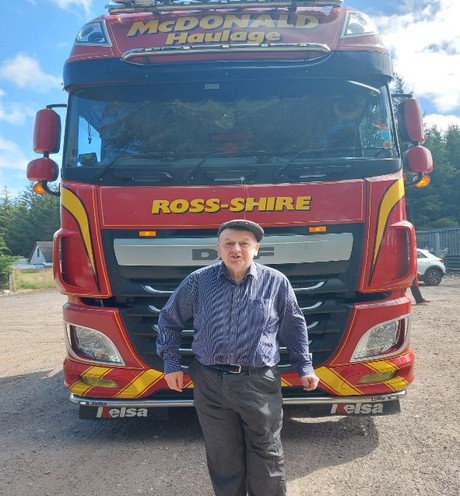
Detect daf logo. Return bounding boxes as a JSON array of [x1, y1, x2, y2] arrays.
[[192, 246, 275, 261]]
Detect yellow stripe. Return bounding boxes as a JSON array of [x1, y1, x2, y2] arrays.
[[69, 380, 93, 396], [61, 187, 97, 277], [372, 179, 405, 267], [281, 377, 292, 387], [366, 360, 409, 391], [366, 360, 398, 374], [315, 366, 362, 396], [70, 366, 112, 396], [82, 366, 112, 378], [115, 369, 164, 399], [384, 376, 409, 391]]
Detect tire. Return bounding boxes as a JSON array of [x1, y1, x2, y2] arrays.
[[423, 268, 443, 286]]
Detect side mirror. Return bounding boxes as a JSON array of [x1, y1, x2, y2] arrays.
[[27, 157, 59, 182], [403, 145, 433, 174], [398, 98, 424, 144], [33, 108, 61, 154]]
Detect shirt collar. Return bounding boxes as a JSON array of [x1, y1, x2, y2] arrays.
[[218, 261, 259, 281]]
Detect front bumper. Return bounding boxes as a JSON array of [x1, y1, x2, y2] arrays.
[[72, 390, 406, 419]]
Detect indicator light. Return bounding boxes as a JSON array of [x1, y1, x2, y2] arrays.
[[309, 226, 327, 233], [32, 182, 47, 195], [415, 175, 431, 188]]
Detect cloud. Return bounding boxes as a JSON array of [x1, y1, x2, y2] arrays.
[[0, 54, 61, 93], [376, 0, 460, 114], [0, 89, 35, 125], [50, 0, 93, 15], [0, 136, 30, 173], [425, 113, 460, 133]]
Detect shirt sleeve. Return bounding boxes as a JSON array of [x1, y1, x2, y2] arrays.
[[277, 280, 315, 378], [157, 277, 194, 374]]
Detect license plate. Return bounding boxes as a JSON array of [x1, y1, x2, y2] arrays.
[[305, 399, 401, 417], [79, 405, 167, 420]]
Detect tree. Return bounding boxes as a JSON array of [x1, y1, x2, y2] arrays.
[[1, 184, 60, 258], [0, 234, 16, 289]]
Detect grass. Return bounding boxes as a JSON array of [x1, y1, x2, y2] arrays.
[[13, 268, 56, 290]]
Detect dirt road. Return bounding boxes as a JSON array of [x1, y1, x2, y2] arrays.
[[1, 278, 459, 496]]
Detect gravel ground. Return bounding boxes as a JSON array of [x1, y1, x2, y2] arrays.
[[0, 276, 459, 496]]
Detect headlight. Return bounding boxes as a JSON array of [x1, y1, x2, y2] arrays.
[[66, 324, 124, 365], [342, 12, 378, 38], [351, 317, 410, 361]]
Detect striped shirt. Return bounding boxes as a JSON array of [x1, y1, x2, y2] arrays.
[[157, 261, 314, 377]]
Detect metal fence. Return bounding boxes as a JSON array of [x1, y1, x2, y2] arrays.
[[416, 228, 460, 272]]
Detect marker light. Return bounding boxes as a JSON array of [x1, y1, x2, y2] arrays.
[[309, 226, 327, 233], [66, 324, 124, 365], [139, 231, 157, 237]]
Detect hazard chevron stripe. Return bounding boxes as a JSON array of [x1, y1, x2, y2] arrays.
[[315, 366, 362, 396]]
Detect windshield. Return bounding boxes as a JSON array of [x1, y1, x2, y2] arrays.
[[64, 78, 397, 185]]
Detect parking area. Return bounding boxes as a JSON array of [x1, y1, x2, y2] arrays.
[[1, 278, 459, 496]]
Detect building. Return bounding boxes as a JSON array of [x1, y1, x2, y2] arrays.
[[29, 241, 53, 267]]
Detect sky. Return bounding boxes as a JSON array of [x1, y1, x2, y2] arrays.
[[1, 0, 460, 197]]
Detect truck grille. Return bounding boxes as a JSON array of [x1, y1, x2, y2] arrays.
[[117, 275, 352, 372], [102, 227, 362, 371]]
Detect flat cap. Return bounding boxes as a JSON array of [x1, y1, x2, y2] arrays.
[[217, 219, 264, 242]]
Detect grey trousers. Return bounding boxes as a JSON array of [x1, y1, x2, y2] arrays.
[[188, 359, 286, 496]]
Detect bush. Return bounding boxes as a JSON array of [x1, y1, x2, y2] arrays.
[[0, 255, 15, 289]]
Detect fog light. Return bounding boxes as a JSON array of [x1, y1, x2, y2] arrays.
[[81, 376, 119, 388], [358, 371, 398, 384]]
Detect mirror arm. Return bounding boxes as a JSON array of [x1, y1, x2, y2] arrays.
[[41, 180, 60, 197]]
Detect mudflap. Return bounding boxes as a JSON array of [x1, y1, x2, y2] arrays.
[[304, 398, 401, 417], [79, 404, 169, 420]]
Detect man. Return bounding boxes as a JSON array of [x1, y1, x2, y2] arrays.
[[157, 219, 319, 496]]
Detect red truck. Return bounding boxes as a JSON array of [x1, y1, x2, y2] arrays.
[[28, 0, 433, 419]]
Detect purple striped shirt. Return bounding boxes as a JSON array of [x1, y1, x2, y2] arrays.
[[157, 261, 314, 377]]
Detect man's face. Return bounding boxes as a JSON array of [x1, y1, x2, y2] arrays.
[[217, 228, 259, 274]]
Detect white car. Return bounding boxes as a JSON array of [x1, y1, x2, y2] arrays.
[[417, 248, 447, 286]]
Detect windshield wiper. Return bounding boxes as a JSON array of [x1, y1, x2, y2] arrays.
[[92, 153, 176, 182], [110, 169, 173, 183], [275, 148, 356, 179], [184, 151, 269, 184]]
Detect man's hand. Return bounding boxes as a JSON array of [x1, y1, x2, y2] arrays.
[[164, 371, 184, 392], [300, 374, 319, 391]]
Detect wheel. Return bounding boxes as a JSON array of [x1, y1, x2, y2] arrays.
[[423, 268, 443, 286]]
